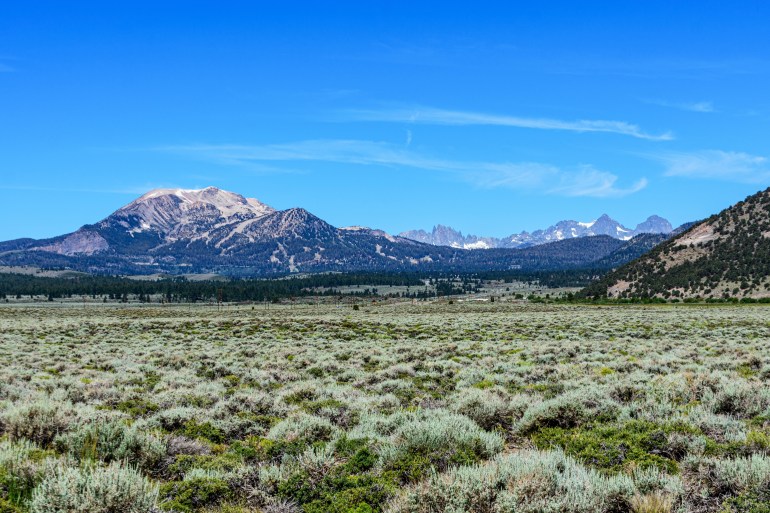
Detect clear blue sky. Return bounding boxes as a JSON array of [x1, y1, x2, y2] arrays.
[[3, 2, 770, 240]]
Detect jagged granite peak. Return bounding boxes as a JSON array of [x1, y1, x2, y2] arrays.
[[633, 215, 673, 235], [431, 225, 466, 247], [399, 225, 496, 249], [402, 214, 672, 249], [587, 214, 632, 238], [400, 225, 462, 246]]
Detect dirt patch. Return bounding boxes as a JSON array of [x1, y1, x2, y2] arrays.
[[677, 223, 717, 246]]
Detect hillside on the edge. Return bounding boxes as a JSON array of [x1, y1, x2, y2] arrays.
[[581, 187, 770, 300]]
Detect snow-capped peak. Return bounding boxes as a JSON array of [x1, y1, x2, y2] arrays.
[[109, 186, 275, 238], [401, 213, 672, 250], [136, 187, 271, 213], [130, 187, 272, 216]]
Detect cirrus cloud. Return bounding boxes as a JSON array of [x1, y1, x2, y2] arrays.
[[342, 105, 674, 141], [656, 150, 770, 183], [644, 99, 715, 113], [158, 139, 647, 198]]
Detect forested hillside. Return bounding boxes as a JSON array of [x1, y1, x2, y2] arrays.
[[581, 187, 770, 299]]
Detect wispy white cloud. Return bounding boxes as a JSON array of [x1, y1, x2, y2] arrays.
[[655, 150, 770, 183], [549, 166, 649, 197], [342, 106, 673, 141], [645, 99, 715, 113], [462, 161, 645, 197], [159, 140, 646, 198]]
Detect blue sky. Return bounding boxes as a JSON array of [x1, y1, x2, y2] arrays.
[[3, 2, 770, 240]]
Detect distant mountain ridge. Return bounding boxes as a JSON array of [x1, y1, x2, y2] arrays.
[[0, 187, 674, 276], [400, 214, 673, 249]]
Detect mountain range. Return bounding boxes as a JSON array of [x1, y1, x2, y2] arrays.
[[5, 184, 766, 300], [0, 187, 675, 277], [400, 215, 673, 249]]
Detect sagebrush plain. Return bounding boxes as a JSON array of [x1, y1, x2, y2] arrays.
[[1, 302, 770, 512]]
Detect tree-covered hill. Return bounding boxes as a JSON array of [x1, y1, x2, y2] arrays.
[[580, 187, 770, 300]]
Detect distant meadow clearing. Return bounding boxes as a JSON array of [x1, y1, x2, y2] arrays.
[[1, 302, 770, 512]]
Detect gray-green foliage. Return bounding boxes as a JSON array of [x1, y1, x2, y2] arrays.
[[683, 454, 770, 499], [55, 421, 165, 471], [386, 449, 638, 513], [515, 388, 620, 434], [2, 302, 770, 512], [377, 409, 504, 467], [2, 398, 76, 446], [29, 460, 158, 513]]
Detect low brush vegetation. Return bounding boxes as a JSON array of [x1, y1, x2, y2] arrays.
[[1, 301, 770, 512]]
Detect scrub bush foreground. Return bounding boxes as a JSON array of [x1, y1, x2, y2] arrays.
[[1, 301, 769, 512]]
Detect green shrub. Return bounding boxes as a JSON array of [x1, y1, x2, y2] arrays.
[[249, 436, 310, 462], [720, 490, 770, 512], [55, 421, 165, 471], [719, 490, 770, 513], [30, 460, 158, 513], [343, 446, 378, 474], [159, 477, 232, 512], [277, 456, 395, 512], [0, 498, 22, 513], [181, 419, 225, 444], [532, 420, 696, 474], [115, 398, 159, 418], [302, 482, 390, 513]]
